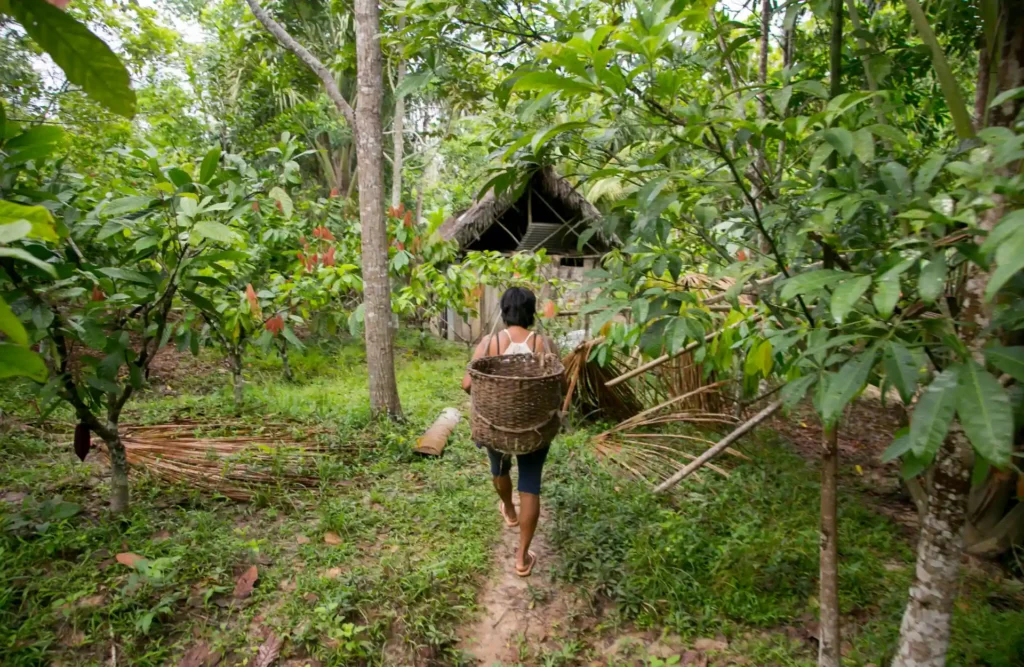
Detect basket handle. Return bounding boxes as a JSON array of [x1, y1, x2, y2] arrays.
[[474, 409, 562, 435]]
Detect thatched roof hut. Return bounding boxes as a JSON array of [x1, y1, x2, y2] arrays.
[[439, 166, 607, 255]]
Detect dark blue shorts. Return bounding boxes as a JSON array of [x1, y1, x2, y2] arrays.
[[483, 445, 550, 495]]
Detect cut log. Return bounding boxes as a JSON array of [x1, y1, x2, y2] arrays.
[[413, 408, 461, 457], [653, 399, 782, 493]]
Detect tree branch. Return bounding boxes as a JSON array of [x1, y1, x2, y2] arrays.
[[244, 0, 356, 128]]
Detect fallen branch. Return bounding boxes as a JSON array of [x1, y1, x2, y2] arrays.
[[413, 408, 460, 457], [653, 399, 782, 494]]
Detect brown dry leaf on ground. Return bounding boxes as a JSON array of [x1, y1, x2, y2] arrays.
[[115, 552, 146, 569], [323, 567, 343, 579], [253, 634, 283, 667], [233, 565, 259, 599], [178, 641, 221, 667], [323, 531, 342, 545], [295, 535, 310, 544]]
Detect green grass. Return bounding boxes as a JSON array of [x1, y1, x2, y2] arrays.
[[542, 429, 1024, 666], [2, 333, 1022, 666], [0, 333, 493, 666]]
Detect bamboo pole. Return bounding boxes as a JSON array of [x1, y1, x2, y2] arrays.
[[653, 399, 782, 493]]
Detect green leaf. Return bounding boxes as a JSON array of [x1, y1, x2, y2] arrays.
[[101, 196, 153, 217], [511, 71, 598, 96], [851, 129, 875, 164], [268, 187, 293, 219], [809, 143, 834, 172], [910, 365, 960, 457], [744, 339, 773, 378], [0, 200, 59, 242], [867, 124, 909, 146], [957, 360, 1013, 468], [883, 342, 919, 404], [793, 79, 829, 98], [530, 121, 591, 154], [98, 267, 154, 285], [0, 297, 28, 345], [5, 0, 135, 117], [282, 326, 304, 349], [989, 85, 1024, 108], [191, 220, 241, 245], [0, 247, 56, 276], [822, 349, 876, 426], [199, 146, 221, 184], [985, 345, 1024, 384], [913, 154, 945, 193], [880, 161, 911, 195], [881, 429, 912, 463], [778, 269, 843, 301], [0, 342, 47, 381], [872, 273, 900, 319], [0, 220, 31, 244], [985, 220, 1024, 300], [918, 254, 946, 303], [830, 275, 871, 324], [902, 0, 975, 139], [781, 373, 816, 410], [823, 128, 854, 158], [771, 85, 793, 115], [394, 71, 432, 99]]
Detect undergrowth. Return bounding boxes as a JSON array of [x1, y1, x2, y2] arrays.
[[544, 431, 1024, 666]]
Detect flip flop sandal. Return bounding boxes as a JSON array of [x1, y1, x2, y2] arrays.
[[499, 500, 519, 527], [516, 550, 537, 577]]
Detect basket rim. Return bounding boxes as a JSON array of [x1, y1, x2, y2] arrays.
[[468, 353, 564, 382]]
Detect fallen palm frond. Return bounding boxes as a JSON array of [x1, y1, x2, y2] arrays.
[[561, 339, 648, 422], [94, 421, 327, 501], [591, 381, 745, 487]]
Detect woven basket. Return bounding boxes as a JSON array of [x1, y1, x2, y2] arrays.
[[469, 353, 565, 455]]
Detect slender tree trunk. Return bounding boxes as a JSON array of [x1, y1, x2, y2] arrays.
[[354, 0, 403, 419], [278, 339, 293, 381], [391, 15, 406, 209], [819, 423, 841, 667], [230, 351, 244, 414], [973, 41, 991, 130], [105, 428, 129, 513]]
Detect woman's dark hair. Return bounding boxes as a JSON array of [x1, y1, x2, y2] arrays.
[[500, 287, 536, 328]]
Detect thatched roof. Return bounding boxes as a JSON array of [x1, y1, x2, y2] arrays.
[[439, 166, 603, 252]]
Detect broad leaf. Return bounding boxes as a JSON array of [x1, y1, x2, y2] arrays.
[[918, 254, 946, 303], [830, 275, 871, 324], [822, 349, 876, 425], [268, 187, 293, 219], [0, 247, 56, 276], [985, 345, 1024, 384], [910, 365, 960, 457], [778, 269, 843, 302], [872, 273, 900, 318], [880, 161, 911, 195], [5, 0, 136, 117], [0, 297, 28, 345], [0, 343, 48, 382], [0, 220, 31, 244], [101, 196, 153, 217], [0, 200, 59, 242], [957, 361, 1013, 467], [823, 128, 854, 158], [883, 342, 919, 404], [199, 146, 221, 184], [781, 373, 816, 410], [191, 221, 241, 245]]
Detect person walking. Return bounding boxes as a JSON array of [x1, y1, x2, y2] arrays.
[[462, 286, 552, 577]]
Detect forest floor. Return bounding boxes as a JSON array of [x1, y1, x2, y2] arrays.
[[2, 334, 1023, 666]]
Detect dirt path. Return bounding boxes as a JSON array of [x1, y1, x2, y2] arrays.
[[458, 498, 572, 665]]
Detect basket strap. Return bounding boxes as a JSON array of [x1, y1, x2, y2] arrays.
[[475, 409, 563, 435]]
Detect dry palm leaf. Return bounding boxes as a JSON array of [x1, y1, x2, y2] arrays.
[[94, 421, 325, 501]]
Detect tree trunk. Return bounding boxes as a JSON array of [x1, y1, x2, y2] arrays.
[[893, 8, 1022, 662], [391, 15, 406, 209], [278, 339, 293, 381], [105, 428, 130, 513], [819, 423, 841, 667], [892, 434, 971, 667], [231, 352, 245, 414], [354, 0, 403, 419]]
